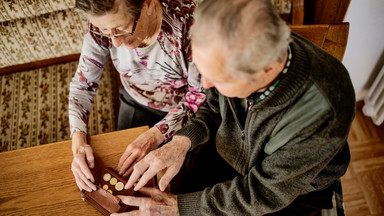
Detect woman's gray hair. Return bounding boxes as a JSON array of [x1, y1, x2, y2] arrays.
[[75, 0, 144, 18], [192, 0, 291, 80]]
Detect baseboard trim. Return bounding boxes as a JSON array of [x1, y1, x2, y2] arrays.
[[0, 54, 81, 75]]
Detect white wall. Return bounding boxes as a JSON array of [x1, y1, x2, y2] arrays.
[[342, 0, 384, 101]]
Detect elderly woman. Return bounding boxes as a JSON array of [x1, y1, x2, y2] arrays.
[[69, 0, 205, 192]]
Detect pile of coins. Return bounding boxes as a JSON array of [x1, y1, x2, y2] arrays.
[[101, 172, 125, 195]]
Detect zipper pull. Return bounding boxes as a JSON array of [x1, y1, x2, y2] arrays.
[[241, 130, 245, 140], [247, 101, 253, 112]]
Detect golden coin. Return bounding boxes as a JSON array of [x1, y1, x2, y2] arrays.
[[107, 189, 113, 194], [115, 182, 124, 191], [110, 177, 118, 185], [103, 173, 111, 182], [102, 185, 109, 190]]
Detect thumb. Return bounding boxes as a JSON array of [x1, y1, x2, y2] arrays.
[[158, 163, 183, 191], [84, 145, 95, 168]]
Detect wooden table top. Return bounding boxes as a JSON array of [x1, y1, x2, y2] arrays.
[[0, 126, 148, 216]]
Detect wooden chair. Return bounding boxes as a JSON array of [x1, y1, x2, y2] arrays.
[[289, 22, 349, 61], [289, 24, 350, 216], [274, 0, 305, 25], [291, 0, 304, 25], [304, 0, 351, 24]]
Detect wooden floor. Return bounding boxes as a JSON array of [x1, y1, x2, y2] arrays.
[[341, 103, 384, 216]]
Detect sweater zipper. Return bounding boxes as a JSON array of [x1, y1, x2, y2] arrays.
[[228, 98, 254, 140]]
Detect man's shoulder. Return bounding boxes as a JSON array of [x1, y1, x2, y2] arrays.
[[290, 34, 355, 122]]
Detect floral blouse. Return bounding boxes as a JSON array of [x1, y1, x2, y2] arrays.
[[69, 0, 206, 141]]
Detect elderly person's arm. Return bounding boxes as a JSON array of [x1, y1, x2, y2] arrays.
[[117, 4, 206, 177], [118, 85, 352, 215], [124, 87, 221, 192], [70, 23, 110, 192]]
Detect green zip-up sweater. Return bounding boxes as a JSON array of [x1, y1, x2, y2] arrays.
[[175, 33, 356, 215]]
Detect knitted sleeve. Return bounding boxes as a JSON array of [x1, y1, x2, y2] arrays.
[[177, 86, 352, 215], [175, 88, 222, 152]]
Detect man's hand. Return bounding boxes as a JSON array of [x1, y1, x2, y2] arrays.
[[118, 127, 165, 177], [125, 136, 191, 192], [110, 187, 179, 216], [71, 131, 97, 192]]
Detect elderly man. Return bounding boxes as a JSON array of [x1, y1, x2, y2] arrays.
[[112, 0, 355, 215]]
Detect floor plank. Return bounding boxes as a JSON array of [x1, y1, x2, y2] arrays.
[[342, 104, 384, 216]]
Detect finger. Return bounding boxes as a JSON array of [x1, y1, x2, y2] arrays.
[[73, 161, 96, 191], [111, 210, 140, 216], [73, 170, 92, 192], [117, 195, 150, 207], [123, 155, 145, 178], [158, 163, 183, 191], [76, 167, 97, 191], [136, 186, 159, 197], [134, 166, 159, 191], [122, 165, 134, 178], [84, 146, 95, 168], [119, 152, 140, 176], [118, 147, 132, 171], [77, 154, 95, 183], [72, 162, 89, 190], [73, 171, 86, 191], [125, 162, 149, 189]]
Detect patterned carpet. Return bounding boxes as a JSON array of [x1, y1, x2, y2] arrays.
[[0, 59, 119, 152]]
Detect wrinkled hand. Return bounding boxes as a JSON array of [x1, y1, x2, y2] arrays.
[[118, 127, 165, 177], [71, 131, 97, 192], [111, 187, 179, 216], [125, 136, 191, 192]]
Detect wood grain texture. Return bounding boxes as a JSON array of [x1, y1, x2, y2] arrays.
[[290, 25, 329, 47], [290, 23, 349, 61], [291, 0, 305, 25], [323, 24, 349, 61], [342, 105, 384, 216], [304, 0, 351, 24], [0, 126, 148, 216]]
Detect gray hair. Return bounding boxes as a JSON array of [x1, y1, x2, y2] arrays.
[[75, 0, 144, 18], [192, 0, 291, 80]]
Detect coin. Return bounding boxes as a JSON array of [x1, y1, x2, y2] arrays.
[[102, 185, 109, 190], [110, 177, 118, 185], [103, 173, 111, 182], [115, 182, 124, 191]]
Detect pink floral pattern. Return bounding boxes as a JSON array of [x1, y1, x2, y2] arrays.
[[69, 0, 206, 141]]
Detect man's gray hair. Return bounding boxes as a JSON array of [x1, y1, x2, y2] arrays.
[[192, 0, 291, 80]]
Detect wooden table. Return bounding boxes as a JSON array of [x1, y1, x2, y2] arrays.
[[0, 126, 148, 216]]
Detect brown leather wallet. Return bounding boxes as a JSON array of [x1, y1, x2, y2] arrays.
[[80, 167, 135, 215]]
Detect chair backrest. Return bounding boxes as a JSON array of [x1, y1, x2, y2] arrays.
[[273, 0, 305, 25], [291, 0, 304, 25], [304, 0, 351, 24], [289, 23, 349, 61]]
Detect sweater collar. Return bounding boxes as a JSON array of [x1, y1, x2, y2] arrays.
[[253, 38, 310, 108]]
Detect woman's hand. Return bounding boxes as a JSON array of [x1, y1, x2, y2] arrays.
[[125, 136, 191, 192], [111, 187, 179, 216], [71, 131, 97, 192], [118, 127, 165, 177]]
